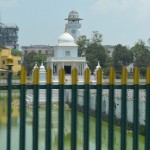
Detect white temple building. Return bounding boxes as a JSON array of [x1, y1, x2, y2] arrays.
[[47, 29, 86, 76], [65, 9, 82, 40]]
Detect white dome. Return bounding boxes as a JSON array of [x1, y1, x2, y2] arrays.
[[68, 10, 79, 19], [39, 63, 45, 69], [58, 32, 74, 43], [33, 63, 38, 69], [57, 31, 77, 46], [96, 61, 101, 69]]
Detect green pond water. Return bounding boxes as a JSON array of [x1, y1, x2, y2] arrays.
[[0, 101, 145, 150]]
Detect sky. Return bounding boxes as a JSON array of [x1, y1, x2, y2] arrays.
[[0, 0, 150, 49]]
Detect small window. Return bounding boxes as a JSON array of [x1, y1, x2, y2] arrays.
[[65, 51, 70, 56], [3, 60, 5, 64]]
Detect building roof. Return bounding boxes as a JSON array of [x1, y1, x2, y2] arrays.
[[65, 10, 82, 21], [0, 23, 6, 28], [57, 31, 77, 46], [0, 22, 18, 30]]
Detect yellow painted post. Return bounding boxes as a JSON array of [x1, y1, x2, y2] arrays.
[[59, 67, 65, 85], [97, 68, 102, 85], [46, 67, 52, 84], [121, 67, 127, 85], [109, 67, 115, 85], [20, 66, 27, 85], [84, 68, 90, 84], [134, 67, 139, 85], [72, 67, 78, 85], [146, 67, 150, 84], [33, 68, 39, 85]]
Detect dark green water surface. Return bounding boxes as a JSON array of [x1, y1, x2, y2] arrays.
[[0, 101, 144, 150]]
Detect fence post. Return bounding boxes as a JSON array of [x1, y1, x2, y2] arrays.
[[121, 67, 127, 150], [145, 67, 150, 150], [45, 67, 52, 150], [133, 67, 139, 150], [6, 56, 13, 150], [33, 67, 39, 150], [108, 67, 115, 150], [19, 66, 27, 150], [96, 68, 102, 150], [84, 67, 90, 150], [71, 67, 78, 150], [58, 67, 65, 150]]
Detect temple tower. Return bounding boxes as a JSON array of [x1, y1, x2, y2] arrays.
[[65, 10, 82, 41]]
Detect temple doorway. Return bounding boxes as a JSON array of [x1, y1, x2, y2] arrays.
[[64, 66, 71, 74]]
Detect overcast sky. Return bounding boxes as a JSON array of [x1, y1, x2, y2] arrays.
[[0, 0, 150, 49]]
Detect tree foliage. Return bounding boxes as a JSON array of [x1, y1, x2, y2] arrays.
[[24, 52, 47, 75], [91, 31, 103, 45], [76, 35, 89, 56], [86, 43, 109, 72], [77, 31, 111, 73], [112, 44, 133, 73], [131, 40, 150, 76], [11, 49, 22, 56]]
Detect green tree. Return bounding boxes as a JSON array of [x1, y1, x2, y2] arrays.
[[33, 53, 47, 66], [86, 43, 110, 73], [24, 52, 47, 75], [86, 31, 110, 73], [91, 31, 103, 45], [131, 40, 150, 76], [76, 35, 89, 56], [11, 49, 22, 56], [77, 31, 110, 73], [112, 44, 133, 73]]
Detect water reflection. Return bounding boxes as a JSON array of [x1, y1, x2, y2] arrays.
[[0, 101, 145, 150]]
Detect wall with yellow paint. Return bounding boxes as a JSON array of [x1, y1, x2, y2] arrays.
[[0, 49, 21, 75]]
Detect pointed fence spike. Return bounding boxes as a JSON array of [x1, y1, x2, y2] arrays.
[[146, 67, 150, 84], [20, 66, 27, 85], [33, 68, 39, 85], [72, 67, 78, 85], [84, 68, 90, 84], [121, 67, 128, 85], [109, 67, 115, 85], [97, 68, 102, 85], [134, 67, 139, 85], [46, 67, 52, 84], [59, 67, 65, 85]]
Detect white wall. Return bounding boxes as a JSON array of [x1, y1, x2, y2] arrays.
[[65, 89, 146, 125], [54, 46, 78, 58]]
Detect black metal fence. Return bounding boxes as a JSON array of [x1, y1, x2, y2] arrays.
[[0, 65, 150, 150]]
